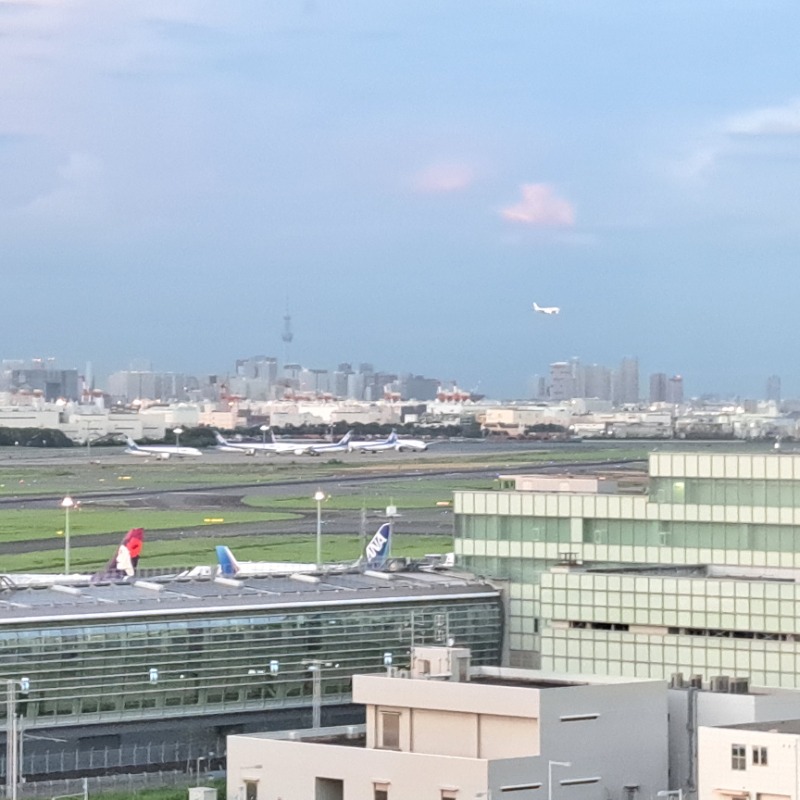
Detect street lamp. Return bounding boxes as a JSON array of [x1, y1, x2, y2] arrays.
[[548, 760, 571, 800], [173, 427, 184, 449], [303, 660, 335, 729], [61, 496, 75, 574], [260, 424, 269, 445], [313, 489, 326, 569]]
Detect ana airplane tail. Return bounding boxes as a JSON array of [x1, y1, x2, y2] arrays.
[[93, 528, 145, 580], [364, 522, 392, 568]]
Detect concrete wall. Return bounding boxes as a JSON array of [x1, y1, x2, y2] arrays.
[[698, 726, 798, 800], [227, 734, 489, 800]]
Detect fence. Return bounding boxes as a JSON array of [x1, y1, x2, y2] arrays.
[[13, 769, 221, 799]]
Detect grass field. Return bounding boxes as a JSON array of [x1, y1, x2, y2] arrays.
[[0, 443, 648, 573]]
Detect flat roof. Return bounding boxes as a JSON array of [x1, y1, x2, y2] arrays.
[[724, 719, 800, 735], [0, 569, 499, 626]]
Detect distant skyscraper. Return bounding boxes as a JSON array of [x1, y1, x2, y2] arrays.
[[766, 375, 781, 404], [613, 357, 639, 405], [649, 373, 668, 403], [584, 364, 612, 401], [549, 362, 574, 401], [666, 375, 684, 404]]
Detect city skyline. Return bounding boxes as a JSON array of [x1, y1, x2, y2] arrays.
[[1, 3, 799, 397], [1, 351, 791, 405]]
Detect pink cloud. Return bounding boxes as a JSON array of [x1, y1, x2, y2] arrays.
[[500, 183, 575, 226], [412, 163, 475, 193]]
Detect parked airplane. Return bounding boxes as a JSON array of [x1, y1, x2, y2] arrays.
[[347, 431, 428, 453], [213, 431, 288, 456], [533, 302, 560, 315], [123, 435, 202, 459], [348, 431, 399, 453], [1, 528, 146, 587], [215, 522, 393, 577], [214, 430, 353, 456]]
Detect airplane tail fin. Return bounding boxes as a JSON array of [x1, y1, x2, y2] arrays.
[[387, 430, 398, 444], [93, 528, 144, 580], [124, 435, 138, 449], [533, 302, 541, 311], [339, 430, 353, 445], [216, 545, 241, 577], [213, 431, 229, 445], [364, 522, 392, 569]]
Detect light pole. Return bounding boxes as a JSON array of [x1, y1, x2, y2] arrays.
[[61, 496, 75, 574], [658, 790, 684, 800], [196, 756, 206, 786], [303, 660, 335, 730], [548, 760, 571, 800], [5, 678, 30, 800], [260, 424, 269, 445], [174, 427, 184, 449], [313, 489, 326, 569]]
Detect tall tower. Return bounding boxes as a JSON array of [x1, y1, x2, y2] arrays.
[[281, 301, 294, 364]]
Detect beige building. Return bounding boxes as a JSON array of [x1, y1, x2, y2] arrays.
[[227, 646, 668, 800], [698, 719, 800, 800]]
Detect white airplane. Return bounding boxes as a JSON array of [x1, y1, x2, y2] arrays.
[[216, 430, 353, 456], [213, 430, 292, 456], [123, 435, 202, 459], [347, 431, 428, 453], [215, 522, 393, 576], [533, 302, 560, 315]]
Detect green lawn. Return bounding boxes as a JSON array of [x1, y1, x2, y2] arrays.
[[0, 508, 299, 542]]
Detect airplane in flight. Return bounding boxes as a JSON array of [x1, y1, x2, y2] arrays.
[[347, 430, 429, 453], [214, 430, 353, 456], [533, 302, 560, 315], [1, 527, 146, 586], [215, 521, 393, 577], [123, 435, 202, 459]]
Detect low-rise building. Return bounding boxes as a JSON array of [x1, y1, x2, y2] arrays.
[[227, 645, 669, 800], [698, 719, 800, 800]]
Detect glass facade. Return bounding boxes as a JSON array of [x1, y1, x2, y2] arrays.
[[454, 451, 800, 682], [0, 597, 502, 727]]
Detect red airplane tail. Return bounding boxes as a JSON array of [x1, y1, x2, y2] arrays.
[[94, 528, 145, 580]]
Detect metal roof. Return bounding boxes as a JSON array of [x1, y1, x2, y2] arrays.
[[0, 569, 500, 625]]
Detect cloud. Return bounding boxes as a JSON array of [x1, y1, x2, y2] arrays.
[[411, 162, 475, 193], [725, 99, 800, 136], [500, 183, 575, 227]]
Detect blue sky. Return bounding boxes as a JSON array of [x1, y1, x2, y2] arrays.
[[1, 1, 799, 400]]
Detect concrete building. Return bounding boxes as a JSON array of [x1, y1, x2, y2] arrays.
[[650, 373, 668, 404], [698, 718, 800, 800], [766, 375, 781, 405], [227, 645, 668, 800], [549, 362, 575, 401], [671, 680, 800, 800], [455, 451, 800, 683]]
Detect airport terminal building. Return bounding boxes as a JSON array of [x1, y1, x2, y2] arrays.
[[0, 568, 501, 778], [455, 451, 800, 687]]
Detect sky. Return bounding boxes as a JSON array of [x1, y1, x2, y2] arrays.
[[1, 1, 800, 400]]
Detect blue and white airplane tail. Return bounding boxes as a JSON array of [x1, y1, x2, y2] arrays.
[[363, 522, 392, 568], [216, 545, 241, 577]]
